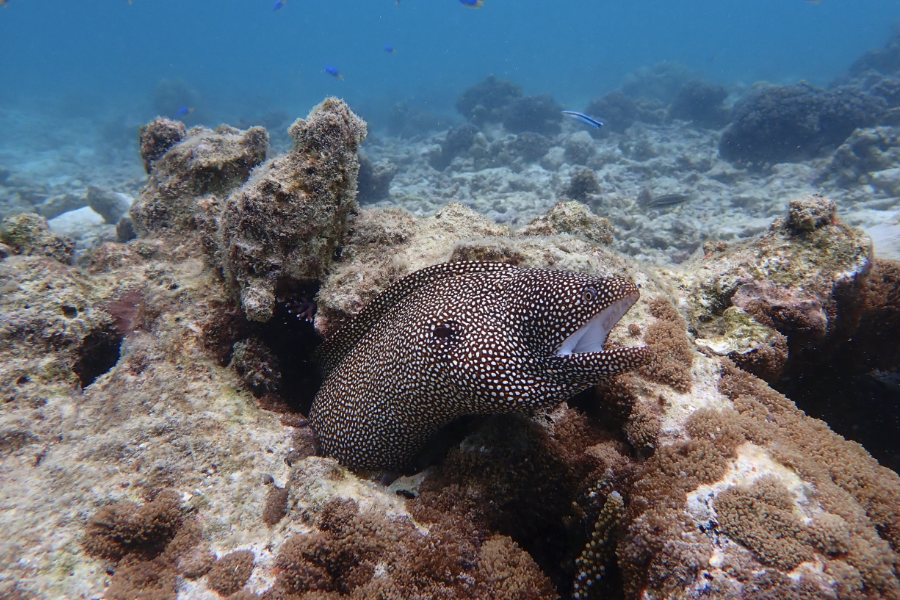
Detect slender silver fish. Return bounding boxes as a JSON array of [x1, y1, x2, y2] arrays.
[[562, 110, 604, 129]]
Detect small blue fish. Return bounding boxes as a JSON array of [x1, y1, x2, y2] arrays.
[[561, 110, 603, 129], [176, 106, 195, 118], [273, 0, 286, 11], [384, 46, 396, 54], [460, 0, 484, 7], [324, 66, 344, 80]]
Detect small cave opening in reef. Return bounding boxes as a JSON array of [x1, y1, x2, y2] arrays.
[[74, 327, 124, 388], [249, 281, 324, 416]]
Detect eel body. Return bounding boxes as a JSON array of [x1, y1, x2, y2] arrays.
[[310, 261, 648, 469]]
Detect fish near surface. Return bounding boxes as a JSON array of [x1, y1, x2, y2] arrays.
[[310, 261, 648, 470]]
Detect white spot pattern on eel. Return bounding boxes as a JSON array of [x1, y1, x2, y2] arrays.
[[310, 261, 649, 470]]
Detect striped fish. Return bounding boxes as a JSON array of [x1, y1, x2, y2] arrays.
[[562, 110, 604, 129]]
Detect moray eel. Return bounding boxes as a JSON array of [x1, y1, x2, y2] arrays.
[[310, 261, 648, 470]]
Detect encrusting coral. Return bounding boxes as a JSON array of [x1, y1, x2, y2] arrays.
[[82, 491, 206, 600], [206, 549, 255, 596]]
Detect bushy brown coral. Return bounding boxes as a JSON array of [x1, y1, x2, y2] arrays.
[[83, 491, 205, 600], [269, 495, 556, 600], [262, 485, 290, 526], [714, 476, 815, 570], [408, 408, 614, 593], [644, 362, 900, 600], [83, 490, 184, 561], [637, 298, 694, 393], [207, 550, 255, 596]]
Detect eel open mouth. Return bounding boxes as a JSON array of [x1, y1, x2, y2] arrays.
[[555, 292, 640, 356]]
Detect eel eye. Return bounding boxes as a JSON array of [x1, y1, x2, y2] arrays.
[[433, 323, 456, 339], [583, 287, 597, 302]]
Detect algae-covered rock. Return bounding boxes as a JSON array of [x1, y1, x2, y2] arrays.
[[0, 213, 74, 263], [673, 194, 871, 380], [130, 123, 268, 235], [219, 97, 366, 322], [520, 200, 614, 245], [138, 116, 186, 172]]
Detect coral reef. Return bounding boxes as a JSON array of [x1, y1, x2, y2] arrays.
[[502, 94, 563, 136], [825, 125, 900, 187], [454, 76, 561, 135], [519, 201, 614, 246], [504, 131, 553, 163], [560, 168, 601, 203], [719, 83, 886, 167], [683, 195, 872, 381], [849, 30, 900, 78], [3, 89, 900, 600], [218, 97, 366, 322], [669, 81, 729, 129], [584, 91, 638, 134], [456, 74, 523, 125], [429, 122, 480, 171], [138, 117, 187, 172]]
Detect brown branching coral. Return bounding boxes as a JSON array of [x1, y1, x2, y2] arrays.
[[269, 496, 556, 599], [637, 298, 694, 393], [262, 485, 290, 526], [83, 491, 205, 600], [714, 476, 816, 570], [618, 361, 900, 600], [207, 550, 255, 597], [83, 490, 185, 561]]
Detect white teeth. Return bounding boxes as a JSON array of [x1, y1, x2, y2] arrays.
[[556, 293, 639, 357]]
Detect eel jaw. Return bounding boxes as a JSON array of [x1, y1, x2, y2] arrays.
[[555, 292, 640, 356]]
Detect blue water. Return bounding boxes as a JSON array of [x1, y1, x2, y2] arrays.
[[1, 0, 898, 129]]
